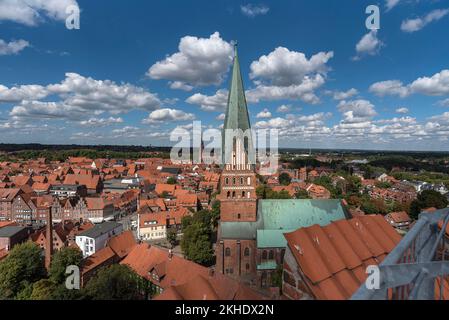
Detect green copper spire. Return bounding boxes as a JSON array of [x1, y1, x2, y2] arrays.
[[223, 42, 251, 132]]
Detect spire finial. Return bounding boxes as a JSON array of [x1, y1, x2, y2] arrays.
[[234, 41, 238, 57]]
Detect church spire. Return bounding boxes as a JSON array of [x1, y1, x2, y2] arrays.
[[223, 42, 251, 132]]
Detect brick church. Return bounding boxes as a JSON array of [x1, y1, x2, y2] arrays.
[[215, 45, 348, 289], [215, 44, 259, 284]]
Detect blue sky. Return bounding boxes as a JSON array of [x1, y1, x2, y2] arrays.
[[1, 0, 449, 150]]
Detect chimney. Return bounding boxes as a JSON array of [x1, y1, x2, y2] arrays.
[[45, 210, 53, 270]]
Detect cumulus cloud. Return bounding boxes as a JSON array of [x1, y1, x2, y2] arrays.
[[337, 99, 377, 123], [250, 47, 333, 86], [354, 30, 383, 60], [0, 0, 79, 26], [256, 108, 272, 118], [79, 117, 123, 127], [147, 32, 233, 88], [276, 105, 291, 113], [143, 108, 195, 124], [4, 73, 161, 122], [395, 107, 409, 114], [216, 113, 225, 120], [240, 4, 270, 17], [385, 0, 400, 11], [0, 84, 47, 102], [332, 88, 358, 100], [246, 47, 333, 104], [0, 39, 29, 55], [370, 70, 449, 97], [401, 9, 449, 33], [186, 89, 228, 112], [369, 80, 410, 98], [437, 98, 449, 107]]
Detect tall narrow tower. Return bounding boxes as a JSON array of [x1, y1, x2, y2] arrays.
[[45, 210, 53, 270], [218, 43, 257, 222]]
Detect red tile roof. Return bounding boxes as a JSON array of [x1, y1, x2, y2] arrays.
[[284, 215, 402, 300], [107, 230, 137, 259]]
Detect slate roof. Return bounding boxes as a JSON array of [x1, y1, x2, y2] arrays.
[[77, 221, 121, 239], [0, 226, 27, 238]]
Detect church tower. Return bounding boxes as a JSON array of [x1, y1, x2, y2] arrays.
[[218, 44, 257, 222]]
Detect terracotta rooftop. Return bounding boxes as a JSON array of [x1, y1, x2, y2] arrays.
[[106, 230, 137, 259], [284, 215, 402, 300]]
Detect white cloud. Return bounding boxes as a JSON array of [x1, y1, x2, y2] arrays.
[[247, 47, 333, 104], [332, 88, 358, 100], [4, 73, 161, 121], [143, 108, 195, 123], [169, 81, 193, 91], [216, 113, 225, 120], [395, 107, 409, 114], [256, 108, 272, 118], [371, 70, 449, 97], [186, 89, 228, 111], [246, 74, 325, 104], [354, 30, 383, 59], [385, 0, 400, 11], [79, 117, 123, 127], [147, 32, 233, 88], [0, 0, 79, 26], [437, 98, 449, 107], [250, 47, 333, 86], [0, 39, 29, 55], [241, 4, 270, 17], [401, 9, 449, 33], [369, 80, 410, 97], [0, 84, 47, 102], [337, 99, 377, 123], [276, 105, 291, 113]]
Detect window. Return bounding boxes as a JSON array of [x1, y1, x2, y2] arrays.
[[268, 250, 274, 260], [262, 250, 267, 260], [232, 191, 236, 198], [227, 191, 230, 198], [240, 177, 243, 184], [237, 213, 241, 219], [244, 247, 250, 256], [225, 247, 231, 256], [246, 263, 250, 271], [233, 177, 236, 185], [247, 177, 251, 185], [225, 178, 229, 185], [242, 191, 245, 198]]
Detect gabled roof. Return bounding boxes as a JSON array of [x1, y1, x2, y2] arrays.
[[106, 230, 136, 259], [283, 215, 402, 300]]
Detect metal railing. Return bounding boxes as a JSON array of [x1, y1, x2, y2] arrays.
[[351, 208, 449, 300]]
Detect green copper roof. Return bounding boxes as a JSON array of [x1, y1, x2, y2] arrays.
[[256, 199, 347, 248], [220, 199, 348, 249], [223, 44, 251, 132], [257, 260, 278, 270]]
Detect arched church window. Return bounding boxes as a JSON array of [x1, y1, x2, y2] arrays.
[[225, 247, 231, 256]]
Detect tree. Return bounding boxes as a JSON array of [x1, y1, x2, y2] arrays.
[[181, 222, 214, 266], [49, 247, 83, 284], [0, 241, 46, 299], [361, 199, 387, 215], [83, 264, 143, 300], [279, 172, 292, 186], [410, 190, 448, 219], [166, 226, 178, 248], [29, 279, 56, 300], [295, 189, 310, 199], [166, 177, 176, 185]]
